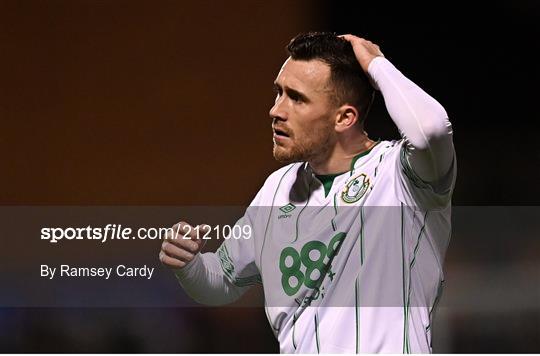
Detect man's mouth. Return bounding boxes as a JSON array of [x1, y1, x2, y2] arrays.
[[273, 127, 290, 139]]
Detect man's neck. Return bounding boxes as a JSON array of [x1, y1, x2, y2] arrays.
[[309, 135, 376, 175]]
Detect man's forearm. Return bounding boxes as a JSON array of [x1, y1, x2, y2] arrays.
[[368, 57, 454, 184], [174, 252, 248, 306]]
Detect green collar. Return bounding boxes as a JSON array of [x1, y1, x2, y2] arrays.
[[315, 172, 346, 198], [312, 140, 380, 198]]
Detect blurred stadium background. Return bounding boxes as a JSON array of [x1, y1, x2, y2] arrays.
[[0, 0, 538, 352]]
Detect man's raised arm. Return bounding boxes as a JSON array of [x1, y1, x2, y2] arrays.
[[342, 34, 454, 188]]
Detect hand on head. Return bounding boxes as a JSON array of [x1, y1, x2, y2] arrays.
[[339, 34, 384, 74]]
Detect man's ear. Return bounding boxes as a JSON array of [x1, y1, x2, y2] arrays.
[[335, 105, 359, 133]]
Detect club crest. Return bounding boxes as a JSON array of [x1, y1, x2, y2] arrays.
[[341, 173, 370, 204]]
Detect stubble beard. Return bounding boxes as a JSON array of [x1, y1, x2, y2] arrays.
[[273, 125, 335, 164]]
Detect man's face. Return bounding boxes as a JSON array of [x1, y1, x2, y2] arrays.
[[270, 58, 337, 164]]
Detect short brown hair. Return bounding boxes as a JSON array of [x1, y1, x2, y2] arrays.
[[287, 32, 375, 122]]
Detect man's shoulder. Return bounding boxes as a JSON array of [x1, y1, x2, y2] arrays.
[[378, 139, 403, 152], [351, 139, 403, 170], [372, 139, 407, 163], [248, 163, 303, 207]]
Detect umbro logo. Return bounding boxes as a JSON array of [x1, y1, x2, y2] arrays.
[[278, 203, 296, 219], [279, 203, 296, 214]]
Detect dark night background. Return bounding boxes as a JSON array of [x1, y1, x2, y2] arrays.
[[0, 0, 538, 353]]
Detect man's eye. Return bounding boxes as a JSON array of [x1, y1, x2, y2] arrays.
[[289, 94, 302, 102]]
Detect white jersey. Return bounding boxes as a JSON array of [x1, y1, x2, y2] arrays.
[[174, 57, 455, 353], [215, 140, 456, 353]]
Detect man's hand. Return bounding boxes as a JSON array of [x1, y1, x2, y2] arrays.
[[159, 221, 209, 270], [340, 34, 384, 74]]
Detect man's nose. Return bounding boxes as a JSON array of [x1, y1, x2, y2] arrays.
[[269, 96, 287, 121]]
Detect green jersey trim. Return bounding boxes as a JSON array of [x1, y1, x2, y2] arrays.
[[331, 193, 338, 231], [405, 210, 429, 353], [374, 151, 386, 178], [400, 203, 410, 354], [294, 179, 313, 242], [359, 206, 365, 265], [217, 244, 262, 287], [292, 312, 298, 350], [427, 279, 445, 348], [260, 164, 298, 282], [400, 145, 431, 190], [314, 312, 320, 353], [355, 279, 360, 353], [315, 172, 344, 197]]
